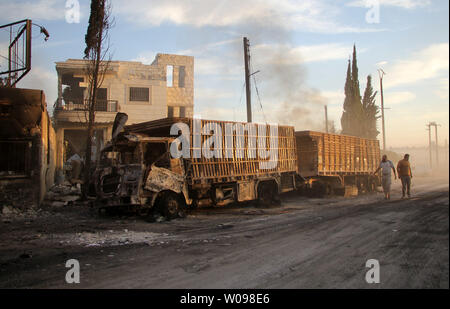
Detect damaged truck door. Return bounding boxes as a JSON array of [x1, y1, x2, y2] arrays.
[[143, 140, 190, 218]]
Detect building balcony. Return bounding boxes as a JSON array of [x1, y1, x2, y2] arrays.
[[54, 99, 119, 124], [54, 99, 118, 112]]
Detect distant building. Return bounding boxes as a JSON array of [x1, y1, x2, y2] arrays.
[[53, 53, 194, 180]]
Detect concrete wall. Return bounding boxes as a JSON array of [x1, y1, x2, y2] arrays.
[[153, 54, 194, 118], [108, 60, 167, 124], [39, 104, 56, 201], [0, 87, 56, 208]]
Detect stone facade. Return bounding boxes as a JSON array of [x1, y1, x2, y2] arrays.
[[152, 54, 194, 118], [53, 53, 194, 181]]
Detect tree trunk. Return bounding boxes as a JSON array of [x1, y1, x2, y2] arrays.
[[82, 30, 103, 199]]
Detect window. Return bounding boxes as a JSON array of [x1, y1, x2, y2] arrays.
[[166, 65, 173, 87], [167, 106, 174, 118], [97, 88, 107, 100], [178, 66, 185, 88], [179, 106, 186, 117], [95, 88, 108, 111], [144, 143, 169, 168], [129, 87, 149, 102]]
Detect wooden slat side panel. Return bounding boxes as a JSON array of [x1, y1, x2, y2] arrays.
[[295, 134, 318, 178], [295, 130, 381, 176], [188, 120, 297, 181]]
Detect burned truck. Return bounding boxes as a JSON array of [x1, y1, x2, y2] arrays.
[[295, 130, 381, 196], [93, 117, 299, 218]]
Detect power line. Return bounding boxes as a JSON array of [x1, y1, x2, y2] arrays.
[[236, 81, 246, 121], [249, 57, 267, 124], [252, 74, 267, 124]]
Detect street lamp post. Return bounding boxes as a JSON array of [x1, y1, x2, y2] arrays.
[[378, 69, 387, 151]]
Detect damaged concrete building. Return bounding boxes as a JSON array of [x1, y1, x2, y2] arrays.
[[0, 87, 56, 209], [53, 53, 194, 181]]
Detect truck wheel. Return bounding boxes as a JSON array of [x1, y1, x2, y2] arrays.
[[368, 177, 377, 193], [159, 192, 185, 220], [258, 182, 279, 207], [309, 182, 326, 198], [258, 187, 271, 206], [325, 184, 334, 196], [357, 180, 364, 195]]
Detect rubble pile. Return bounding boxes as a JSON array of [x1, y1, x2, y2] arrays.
[[0, 204, 44, 223], [42, 181, 82, 208], [0, 183, 37, 211], [0, 182, 42, 221], [0, 181, 83, 222], [52, 230, 170, 247]]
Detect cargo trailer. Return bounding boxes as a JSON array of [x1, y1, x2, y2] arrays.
[[295, 131, 381, 196]]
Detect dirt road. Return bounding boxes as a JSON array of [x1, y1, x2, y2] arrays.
[[0, 175, 448, 288]]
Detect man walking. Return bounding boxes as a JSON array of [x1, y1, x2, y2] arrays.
[[397, 154, 413, 198], [374, 155, 397, 200]]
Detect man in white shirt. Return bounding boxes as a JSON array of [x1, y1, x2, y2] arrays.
[[373, 155, 397, 200]]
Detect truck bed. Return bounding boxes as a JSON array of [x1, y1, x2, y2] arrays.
[[125, 118, 298, 184], [295, 131, 380, 178]]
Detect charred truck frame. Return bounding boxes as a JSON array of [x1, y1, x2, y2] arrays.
[[93, 116, 299, 218], [93, 115, 382, 218], [295, 131, 381, 196]]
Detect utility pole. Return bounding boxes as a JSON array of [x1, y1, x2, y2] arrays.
[[243, 37, 252, 123], [433, 122, 441, 166], [324, 105, 329, 133], [427, 123, 432, 169], [427, 121, 440, 168], [445, 139, 448, 167], [378, 69, 386, 151]]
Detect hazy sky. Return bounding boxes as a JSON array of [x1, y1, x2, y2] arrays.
[[0, 0, 448, 148]]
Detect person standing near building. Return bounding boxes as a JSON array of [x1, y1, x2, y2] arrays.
[[397, 154, 413, 198], [374, 155, 397, 200]]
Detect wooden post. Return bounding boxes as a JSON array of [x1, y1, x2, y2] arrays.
[[243, 37, 252, 123], [378, 69, 386, 151], [428, 123, 432, 169], [435, 124, 439, 166]]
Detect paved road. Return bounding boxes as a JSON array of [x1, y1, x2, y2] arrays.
[[0, 176, 448, 288]]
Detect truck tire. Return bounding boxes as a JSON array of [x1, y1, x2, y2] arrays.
[[309, 181, 327, 198], [258, 181, 279, 207], [159, 192, 185, 220], [325, 183, 334, 196]]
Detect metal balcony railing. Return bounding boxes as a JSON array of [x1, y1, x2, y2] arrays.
[[55, 99, 118, 112]]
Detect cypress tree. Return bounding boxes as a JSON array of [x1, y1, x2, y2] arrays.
[[341, 59, 353, 134], [362, 75, 380, 139], [351, 45, 361, 106], [351, 45, 364, 136], [341, 45, 365, 137]]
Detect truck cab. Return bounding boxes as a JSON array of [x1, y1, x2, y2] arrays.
[[94, 133, 190, 218]]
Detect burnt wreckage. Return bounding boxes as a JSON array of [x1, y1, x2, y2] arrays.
[[0, 87, 56, 209], [92, 114, 381, 218], [92, 114, 299, 218]]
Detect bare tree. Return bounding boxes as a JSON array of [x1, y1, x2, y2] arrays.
[[82, 0, 113, 198], [328, 120, 337, 134]]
